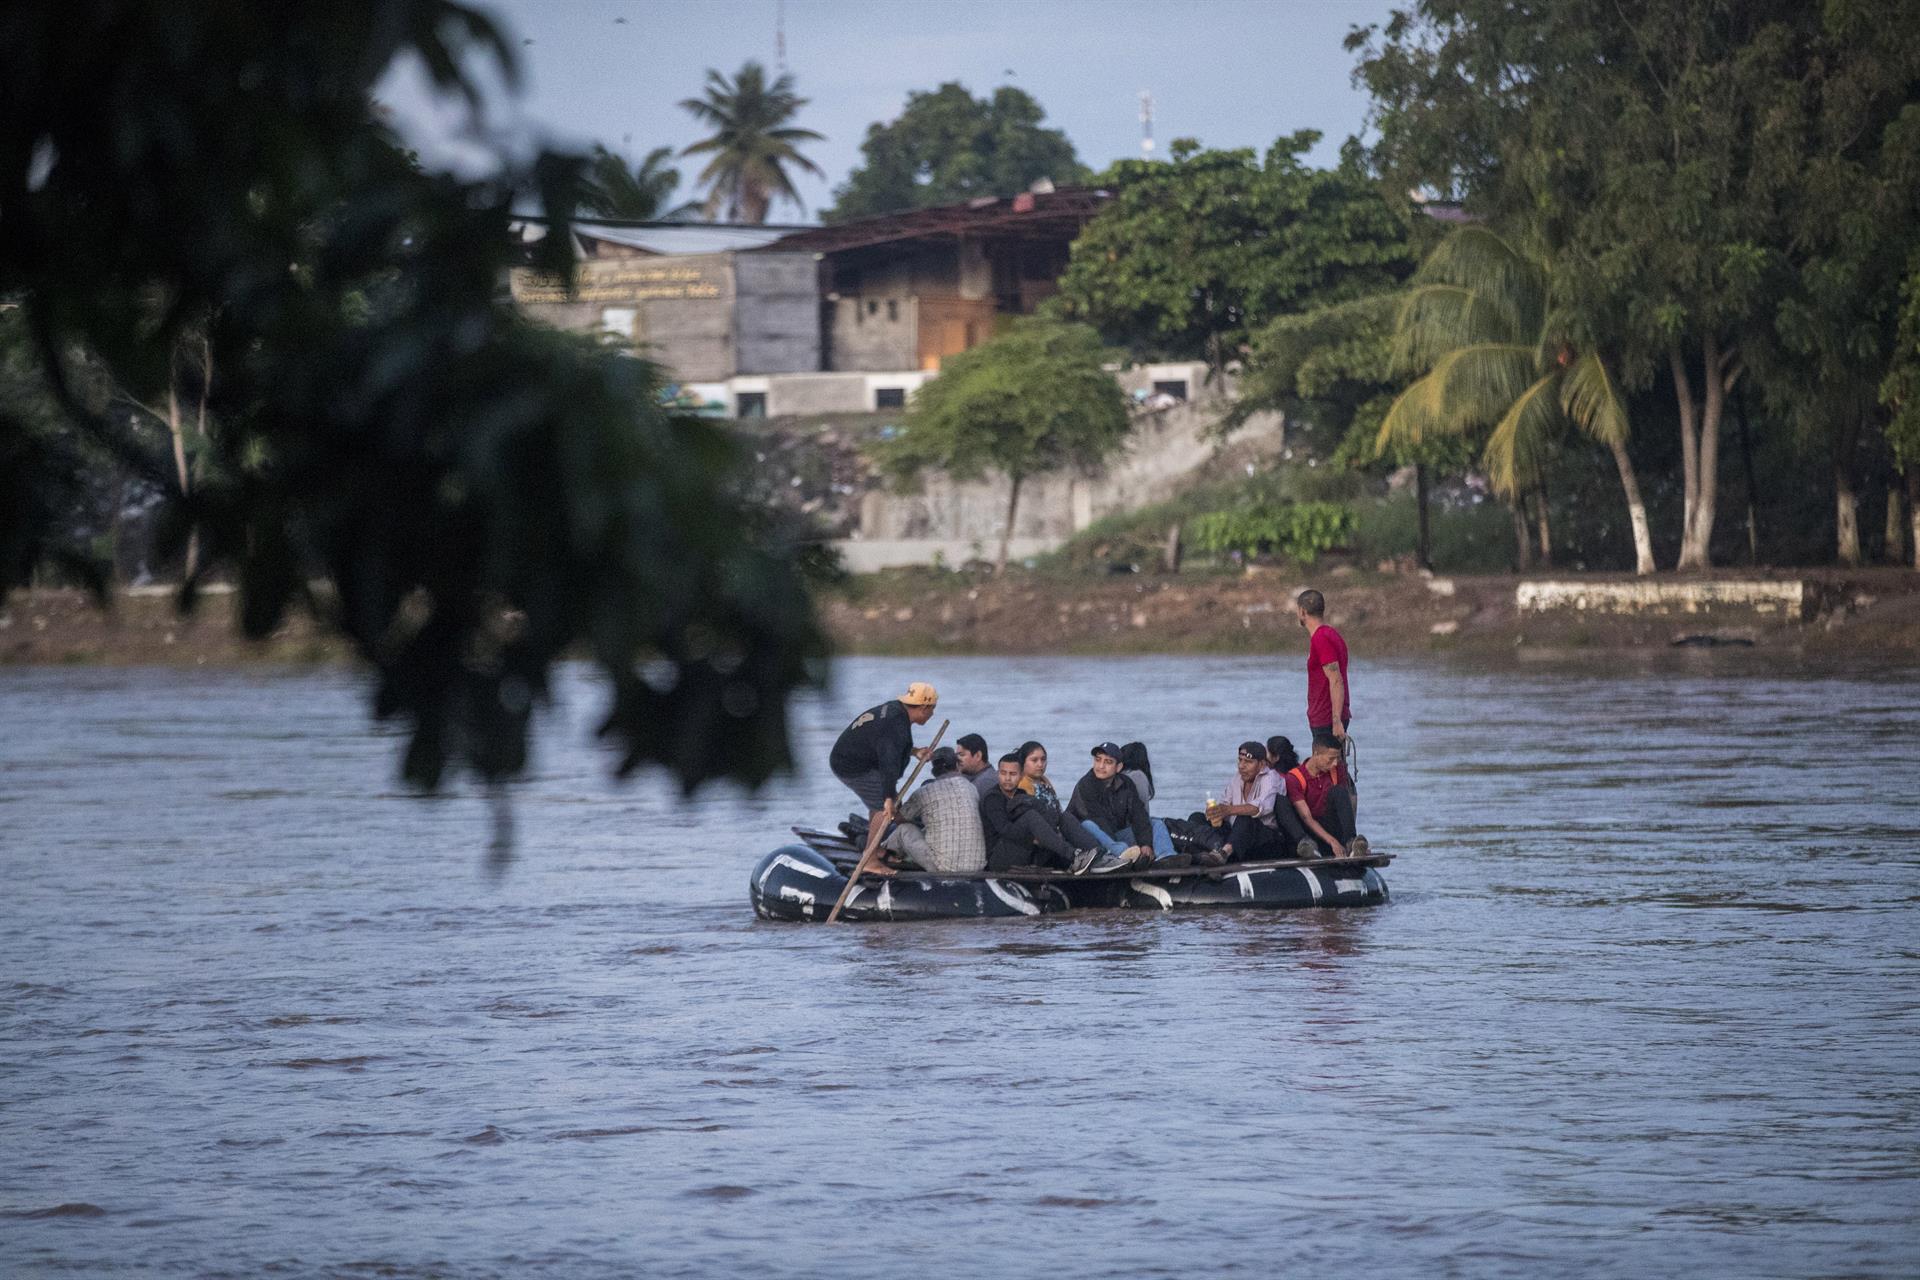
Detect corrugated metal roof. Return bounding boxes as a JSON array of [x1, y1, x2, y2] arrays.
[[511, 219, 817, 258]]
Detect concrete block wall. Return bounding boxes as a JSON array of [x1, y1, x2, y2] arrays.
[[843, 399, 1287, 560]]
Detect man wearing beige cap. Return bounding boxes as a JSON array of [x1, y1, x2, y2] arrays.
[[829, 681, 939, 827]]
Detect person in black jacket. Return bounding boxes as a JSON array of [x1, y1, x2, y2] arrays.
[[828, 682, 938, 823], [1067, 742, 1154, 868], [979, 753, 1103, 874]]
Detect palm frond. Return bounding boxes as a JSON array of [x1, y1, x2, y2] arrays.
[[1414, 226, 1546, 342], [1375, 372, 1454, 455], [1480, 373, 1562, 497], [1423, 342, 1538, 431], [1558, 352, 1630, 447], [1390, 283, 1521, 374]]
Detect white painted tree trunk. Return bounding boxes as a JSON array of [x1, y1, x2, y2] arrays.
[[1608, 437, 1656, 575], [1834, 459, 1861, 567]]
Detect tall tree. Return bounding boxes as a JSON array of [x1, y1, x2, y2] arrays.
[[679, 61, 823, 223], [1884, 255, 1920, 570], [1352, 2, 1835, 569], [825, 83, 1087, 222], [1375, 226, 1654, 574], [1, 1, 825, 798], [877, 321, 1130, 573], [578, 144, 698, 221], [1054, 134, 1414, 369], [1749, 4, 1920, 566]]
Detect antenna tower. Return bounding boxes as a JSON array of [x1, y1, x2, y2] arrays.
[[776, 0, 787, 71], [1139, 90, 1154, 160]]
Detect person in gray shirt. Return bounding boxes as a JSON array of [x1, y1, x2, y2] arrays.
[[955, 733, 999, 799], [883, 748, 988, 874]]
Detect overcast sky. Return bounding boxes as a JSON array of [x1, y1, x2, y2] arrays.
[[378, 0, 1400, 221]]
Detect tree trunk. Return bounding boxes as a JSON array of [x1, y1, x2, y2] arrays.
[[1886, 482, 1907, 566], [106, 469, 128, 587], [996, 473, 1022, 575], [1414, 463, 1433, 570], [1834, 457, 1861, 567], [1735, 385, 1760, 564], [1674, 336, 1726, 571], [1533, 488, 1553, 567], [1909, 468, 1920, 572], [1510, 500, 1533, 573], [1670, 345, 1699, 566], [1162, 520, 1183, 574], [166, 376, 195, 580], [1607, 437, 1656, 575]]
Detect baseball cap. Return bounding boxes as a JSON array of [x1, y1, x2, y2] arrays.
[[900, 682, 938, 706], [1091, 741, 1123, 760]]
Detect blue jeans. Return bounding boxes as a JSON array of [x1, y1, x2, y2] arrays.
[[1083, 820, 1176, 860], [1078, 822, 1132, 857]]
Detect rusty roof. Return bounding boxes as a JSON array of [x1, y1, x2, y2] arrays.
[[755, 187, 1111, 255]]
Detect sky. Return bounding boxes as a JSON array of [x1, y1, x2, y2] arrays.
[[377, 0, 1401, 222]]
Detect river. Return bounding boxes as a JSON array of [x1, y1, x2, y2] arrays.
[[2, 655, 1917, 1278]]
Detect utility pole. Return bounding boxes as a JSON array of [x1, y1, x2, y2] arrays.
[[1139, 90, 1154, 160], [776, 0, 787, 71]]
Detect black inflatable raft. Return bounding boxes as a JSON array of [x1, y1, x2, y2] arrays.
[[750, 832, 1390, 923]]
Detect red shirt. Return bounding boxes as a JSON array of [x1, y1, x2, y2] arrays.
[[1284, 763, 1347, 820], [1306, 623, 1350, 727]]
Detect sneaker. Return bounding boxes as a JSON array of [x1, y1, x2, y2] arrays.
[[1296, 838, 1320, 861], [1154, 851, 1195, 870], [1089, 852, 1132, 874], [1124, 846, 1154, 867], [1193, 849, 1228, 869], [1069, 848, 1100, 876], [1348, 835, 1371, 859]]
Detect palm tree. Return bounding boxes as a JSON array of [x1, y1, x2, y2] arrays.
[[578, 145, 699, 221], [1377, 226, 1657, 575], [678, 62, 824, 223]]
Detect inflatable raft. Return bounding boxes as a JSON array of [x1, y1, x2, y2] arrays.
[[751, 829, 1391, 923]]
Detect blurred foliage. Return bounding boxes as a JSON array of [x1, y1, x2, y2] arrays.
[[0, 1, 827, 793], [1052, 133, 1415, 367], [825, 84, 1086, 223], [1189, 501, 1354, 566]]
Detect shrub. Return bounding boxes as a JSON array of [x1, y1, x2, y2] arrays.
[[1188, 501, 1354, 565]]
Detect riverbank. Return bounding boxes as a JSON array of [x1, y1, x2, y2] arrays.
[[4, 568, 1917, 666], [819, 565, 1920, 658]]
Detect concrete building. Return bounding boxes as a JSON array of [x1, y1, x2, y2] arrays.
[[509, 188, 1108, 415]]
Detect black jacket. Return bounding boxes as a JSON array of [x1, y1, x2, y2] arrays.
[[979, 786, 1072, 869], [1067, 770, 1153, 847], [828, 700, 915, 800]]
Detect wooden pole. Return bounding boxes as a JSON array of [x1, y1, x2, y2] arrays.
[[826, 718, 948, 923]]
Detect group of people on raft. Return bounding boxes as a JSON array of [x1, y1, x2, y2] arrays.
[[826, 588, 1370, 878]]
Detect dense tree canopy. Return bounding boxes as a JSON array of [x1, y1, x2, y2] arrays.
[[1053, 134, 1415, 368], [1350, 0, 1920, 568], [0, 1, 826, 794], [824, 84, 1087, 222]]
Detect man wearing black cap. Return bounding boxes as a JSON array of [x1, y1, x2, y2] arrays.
[[1208, 740, 1285, 861], [1066, 742, 1156, 868]]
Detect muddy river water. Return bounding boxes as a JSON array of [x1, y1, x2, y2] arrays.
[[3, 654, 1917, 1277]]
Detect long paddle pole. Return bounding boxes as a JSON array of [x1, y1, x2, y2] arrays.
[[826, 717, 948, 923]]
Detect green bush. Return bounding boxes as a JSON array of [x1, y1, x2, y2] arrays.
[[1188, 501, 1355, 565]]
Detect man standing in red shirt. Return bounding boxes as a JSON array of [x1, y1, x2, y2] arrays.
[[1295, 589, 1350, 742]]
